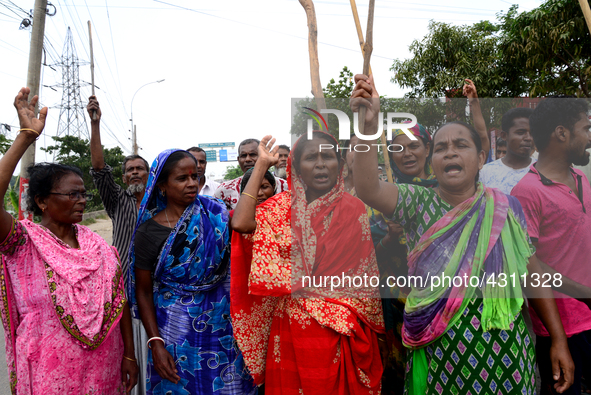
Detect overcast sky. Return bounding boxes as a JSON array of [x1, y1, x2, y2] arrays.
[[0, 0, 540, 179]]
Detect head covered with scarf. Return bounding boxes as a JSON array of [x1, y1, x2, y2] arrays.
[[126, 149, 230, 318], [389, 122, 437, 187], [230, 132, 384, 389]]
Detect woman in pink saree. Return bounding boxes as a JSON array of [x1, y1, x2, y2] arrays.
[[0, 88, 138, 394]]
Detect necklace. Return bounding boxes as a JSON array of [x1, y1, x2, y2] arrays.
[[164, 208, 172, 228]]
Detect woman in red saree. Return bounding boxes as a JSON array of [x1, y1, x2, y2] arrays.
[[230, 133, 385, 395]]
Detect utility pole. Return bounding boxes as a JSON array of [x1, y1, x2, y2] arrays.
[[133, 125, 138, 155], [130, 79, 164, 156], [19, 0, 48, 220]]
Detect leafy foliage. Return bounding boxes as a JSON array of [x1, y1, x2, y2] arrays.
[[323, 66, 355, 98], [391, 21, 506, 98], [0, 134, 13, 155], [499, 1, 591, 97], [391, 0, 591, 98], [223, 164, 243, 180], [41, 136, 126, 212], [4, 176, 19, 215]]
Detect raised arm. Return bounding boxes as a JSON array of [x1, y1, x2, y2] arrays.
[[88, 95, 105, 171], [231, 135, 278, 234], [350, 74, 399, 217], [463, 79, 490, 158], [0, 88, 47, 241]]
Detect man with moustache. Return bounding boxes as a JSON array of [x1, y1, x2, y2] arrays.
[[214, 138, 288, 209], [512, 98, 591, 395], [274, 144, 290, 179], [187, 146, 219, 196], [480, 108, 535, 194], [88, 96, 149, 395]]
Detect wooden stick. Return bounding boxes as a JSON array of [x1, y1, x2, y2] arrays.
[[358, 0, 374, 136], [579, 0, 591, 36], [350, 0, 393, 183], [87, 20, 97, 120], [350, 0, 373, 75], [299, 0, 326, 112], [355, 0, 384, 182]]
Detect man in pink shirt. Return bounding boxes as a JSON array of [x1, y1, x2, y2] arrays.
[[512, 97, 591, 395]]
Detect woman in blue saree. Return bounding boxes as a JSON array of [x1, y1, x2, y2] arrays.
[[128, 149, 255, 395]]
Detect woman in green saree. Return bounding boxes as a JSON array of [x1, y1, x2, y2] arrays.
[[351, 74, 574, 394]]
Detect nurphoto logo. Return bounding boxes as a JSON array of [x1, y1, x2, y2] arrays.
[[303, 107, 417, 152]]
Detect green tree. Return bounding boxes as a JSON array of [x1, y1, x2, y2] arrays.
[[391, 20, 509, 98], [323, 66, 355, 98], [391, 0, 591, 98], [499, 1, 591, 97], [223, 164, 243, 180], [42, 136, 125, 212], [0, 134, 12, 155], [4, 176, 19, 216]]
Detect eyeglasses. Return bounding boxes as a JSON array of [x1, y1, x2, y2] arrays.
[[48, 192, 94, 201]]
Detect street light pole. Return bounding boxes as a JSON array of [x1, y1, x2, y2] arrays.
[[130, 79, 164, 155]]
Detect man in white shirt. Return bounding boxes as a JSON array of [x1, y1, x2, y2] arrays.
[[480, 108, 535, 194], [214, 138, 288, 209], [187, 147, 220, 196]]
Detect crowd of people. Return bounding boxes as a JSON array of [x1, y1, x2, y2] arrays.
[[1, 72, 590, 395]]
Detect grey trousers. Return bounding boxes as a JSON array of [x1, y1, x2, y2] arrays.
[[130, 318, 148, 395]]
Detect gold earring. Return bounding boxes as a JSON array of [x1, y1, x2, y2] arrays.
[[42, 207, 45, 213]]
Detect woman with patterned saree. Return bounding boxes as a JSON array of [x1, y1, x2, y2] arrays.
[[0, 89, 138, 394], [128, 149, 255, 395], [362, 123, 436, 395], [351, 74, 575, 394], [230, 133, 385, 395]]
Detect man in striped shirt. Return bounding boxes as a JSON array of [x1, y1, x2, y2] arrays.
[[89, 96, 150, 395], [89, 96, 149, 277]]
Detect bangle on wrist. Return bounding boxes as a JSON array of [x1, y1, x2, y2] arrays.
[[241, 192, 257, 202], [379, 238, 387, 249], [147, 336, 165, 349], [123, 355, 137, 362], [18, 128, 40, 140]]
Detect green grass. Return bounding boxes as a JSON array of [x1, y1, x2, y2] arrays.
[[79, 213, 108, 226], [79, 217, 97, 226]]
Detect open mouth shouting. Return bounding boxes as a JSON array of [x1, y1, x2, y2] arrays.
[[314, 172, 330, 184], [403, 159, 417, 169], [444, 163, 463, 175]]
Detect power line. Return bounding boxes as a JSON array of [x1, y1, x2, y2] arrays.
[[312, 0, 498, 15], [52, 0, 130, 144], [68, 0, 129, 137], [0, 36, 27, 54], [54, 28, 90, 140], [152, 0, 395, 60], [104, 0, 128, 116], [0, 0, 28, 19], [6, 0, 29, 15], [0, 8, 20, 20], [83, 0, 129, 121]]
